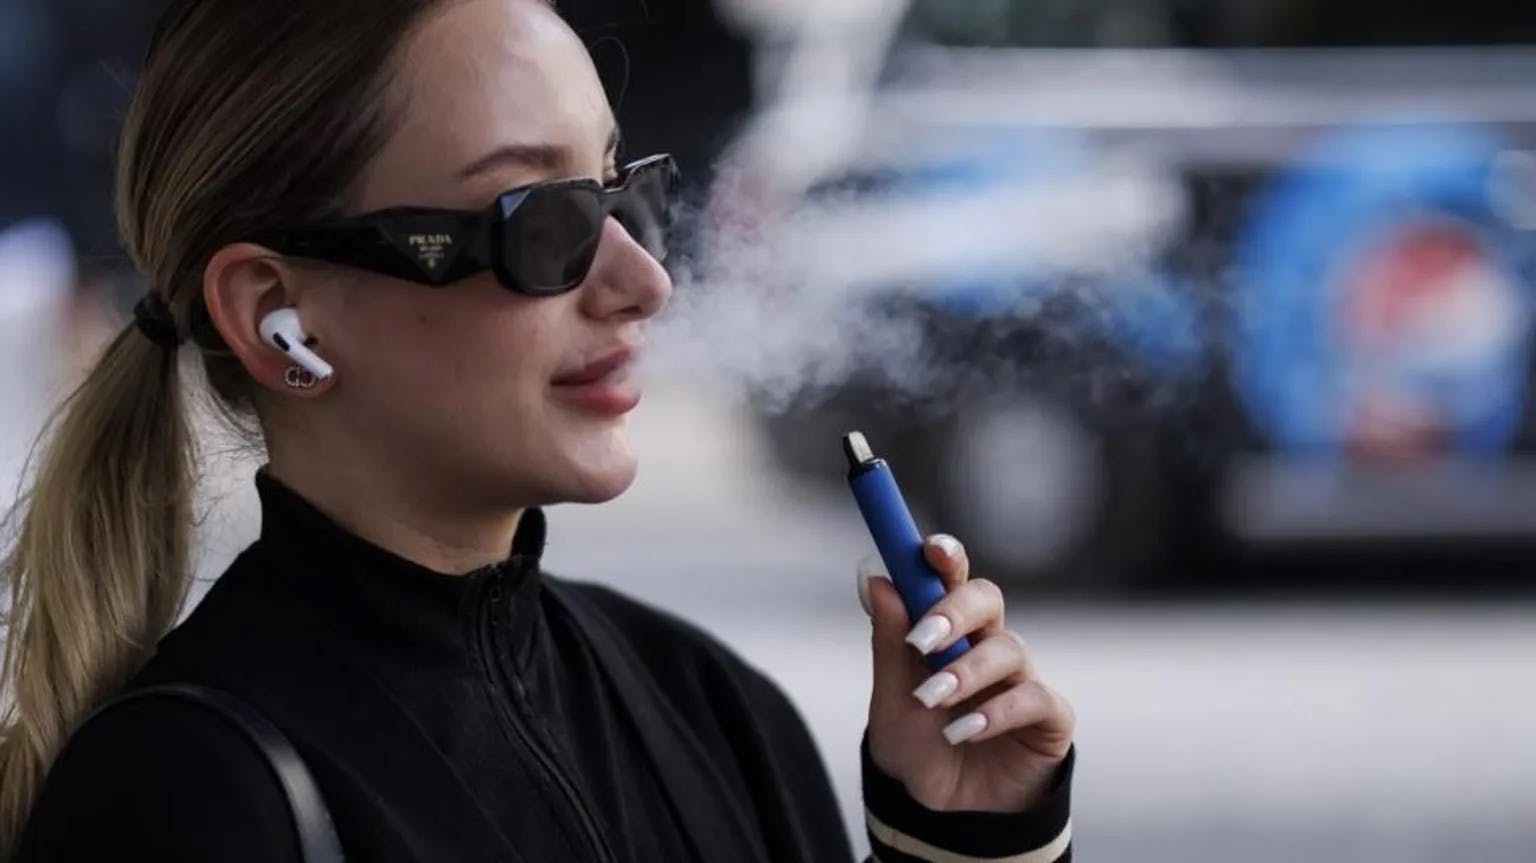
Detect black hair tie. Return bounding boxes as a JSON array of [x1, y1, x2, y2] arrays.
[[133, 292, 185, 349]]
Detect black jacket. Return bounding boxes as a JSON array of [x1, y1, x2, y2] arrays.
[[18, 467, 1073, 861]]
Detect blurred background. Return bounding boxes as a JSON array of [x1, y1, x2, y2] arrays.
[[4, 0, 1536, 860]]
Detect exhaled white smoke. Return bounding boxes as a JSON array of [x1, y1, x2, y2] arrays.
[[648, 236, 933, 414], [645, 153, 1192, 416], [641, 0, 1194, 417]]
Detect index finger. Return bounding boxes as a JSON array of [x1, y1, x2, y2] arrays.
[[923, 533, 969, 591]]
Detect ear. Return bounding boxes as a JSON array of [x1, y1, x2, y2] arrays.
[[203, 242, 334, 397]]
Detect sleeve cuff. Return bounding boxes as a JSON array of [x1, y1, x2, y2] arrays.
[[860, 727, 1074, 862]]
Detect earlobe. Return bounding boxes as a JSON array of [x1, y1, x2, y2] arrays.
[[282, 364, 324, 391]]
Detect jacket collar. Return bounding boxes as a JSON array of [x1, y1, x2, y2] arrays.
[[249, 465, 547, 666]]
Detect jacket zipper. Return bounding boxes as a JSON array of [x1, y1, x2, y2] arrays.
[[482, 571, 618, 863]]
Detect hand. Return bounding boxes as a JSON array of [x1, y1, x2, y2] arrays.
[[858, 535, 1075, 813]]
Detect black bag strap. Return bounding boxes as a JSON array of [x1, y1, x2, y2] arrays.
[[92, 683, 345, 863]]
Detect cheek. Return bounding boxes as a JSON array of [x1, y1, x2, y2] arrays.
[[336, 283, 558, 425], [439, 307, 564, 440], [328, 281, 638, 502]]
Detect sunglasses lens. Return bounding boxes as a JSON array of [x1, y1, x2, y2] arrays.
[[614, 160, 675, 261], [499, 185, 603, 294]]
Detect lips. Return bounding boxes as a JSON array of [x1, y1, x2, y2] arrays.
[[551, 347, 636, 386], [550, 347, 642, 416]]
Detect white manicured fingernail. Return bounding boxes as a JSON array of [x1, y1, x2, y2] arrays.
[[942, 712, 987, 745], [912, 672, 959, 708], [931, 534, 962, 560], [856, 554, 884, 616], [905, 615, 952, 654]]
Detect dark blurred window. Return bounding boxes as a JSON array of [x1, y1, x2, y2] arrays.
[[913, 0, 1536, 48]]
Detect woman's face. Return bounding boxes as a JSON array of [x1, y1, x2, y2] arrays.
[[288, 0, 672, 508]]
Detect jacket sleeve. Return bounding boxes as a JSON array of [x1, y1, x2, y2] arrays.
[[859, 728, 1074, 862], [15, 696, 305, 862]]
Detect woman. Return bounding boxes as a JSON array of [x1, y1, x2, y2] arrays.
[[0, 0, 1076, 860]]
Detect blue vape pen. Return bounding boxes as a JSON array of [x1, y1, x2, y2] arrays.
[[843, 431, 971, 671]]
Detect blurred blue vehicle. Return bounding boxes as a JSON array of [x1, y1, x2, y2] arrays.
[[1222, 124, 1536, 554], [706, 0, 1536, 588]]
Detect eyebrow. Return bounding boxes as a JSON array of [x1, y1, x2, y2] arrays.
[[456, 125, 623, 181]]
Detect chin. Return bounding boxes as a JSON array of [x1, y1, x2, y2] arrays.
[[564, 463, 637, 503], [560, 440, 639, 503]]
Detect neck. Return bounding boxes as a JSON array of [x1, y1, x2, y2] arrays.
[[263, 450, 525, 577]]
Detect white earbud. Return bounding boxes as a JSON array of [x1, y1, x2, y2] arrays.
[[259, 308, 334, 381]]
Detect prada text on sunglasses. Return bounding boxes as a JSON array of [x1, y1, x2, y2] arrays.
[[256, 154, 677, 296]]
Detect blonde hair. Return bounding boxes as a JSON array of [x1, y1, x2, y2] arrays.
[[0, 0, 447, 852]]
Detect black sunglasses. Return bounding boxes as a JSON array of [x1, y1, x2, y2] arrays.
[[256, 154, 678, 296]]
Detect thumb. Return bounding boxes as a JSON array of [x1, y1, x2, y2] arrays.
[[858, 557, 922, 714]]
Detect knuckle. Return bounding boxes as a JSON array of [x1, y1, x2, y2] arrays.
[[981, 631, 1024, 669], [970, 577, 1003, 605], [1021, 680, 1060, 722], [1046, 684, 1076, 725], [1004, 630, 1033, 665], [1023, 681, 1053, 713]]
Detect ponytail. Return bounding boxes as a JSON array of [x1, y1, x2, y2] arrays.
[[0, 0, 450, 850], [0, 322, 195, 855]]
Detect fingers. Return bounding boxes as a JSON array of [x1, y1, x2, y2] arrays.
[[910, 628, 1035, 710], [904, 576, 1006, 656], [858, 537, 1009, 721], [942, 680, 1076, 750], [923, 533, 968, 590], [856, 553, 882, 617], [859, 534, 971, 626], [858, 545, 1074, 757], [862, 564, 933, 716]]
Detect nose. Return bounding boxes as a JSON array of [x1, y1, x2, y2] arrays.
[[577, 217, 672, 322]]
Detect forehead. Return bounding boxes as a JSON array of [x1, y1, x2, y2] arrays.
[[354, 0, 614, 212]]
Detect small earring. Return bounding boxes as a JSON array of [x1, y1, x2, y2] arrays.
[[284, 365, 318, 389]]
